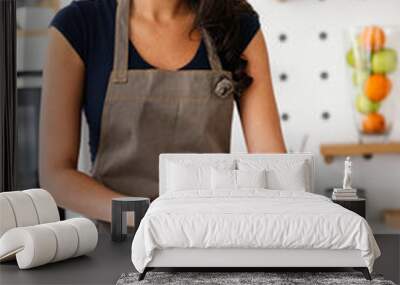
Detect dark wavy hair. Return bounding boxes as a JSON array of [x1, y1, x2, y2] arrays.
[[187, 0, 258, 95]]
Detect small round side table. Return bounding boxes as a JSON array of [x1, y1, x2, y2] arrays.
[[111, 197, 150, 242]]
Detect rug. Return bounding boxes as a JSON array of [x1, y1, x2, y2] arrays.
[[116, 272, 396, 285]]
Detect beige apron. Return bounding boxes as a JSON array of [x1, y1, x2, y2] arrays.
[[92, 0, 235, 200]]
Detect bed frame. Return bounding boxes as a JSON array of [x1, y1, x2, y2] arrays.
[[139, 154, 372, 281], [141, 248, 371, 280]]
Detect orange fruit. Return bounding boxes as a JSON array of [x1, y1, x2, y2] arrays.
[[362, 113, 386, 134], [364, 74, 392, 102], [360, 26, 386, 51]]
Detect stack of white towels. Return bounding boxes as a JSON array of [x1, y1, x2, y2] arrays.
[[332, 188, 358, 200]]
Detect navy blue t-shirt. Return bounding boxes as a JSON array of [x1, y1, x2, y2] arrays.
[[51, 0, 260, 162]]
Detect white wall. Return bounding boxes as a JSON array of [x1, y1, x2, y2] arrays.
[[231, 0, 400, 220]]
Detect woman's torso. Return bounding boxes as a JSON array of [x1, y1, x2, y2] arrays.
[[51, 0, 260, 162]]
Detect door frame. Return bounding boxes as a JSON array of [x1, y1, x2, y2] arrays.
[[0, 0, 17, 192]]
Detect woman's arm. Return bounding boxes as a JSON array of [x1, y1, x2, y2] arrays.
[[39, 28, 126, 222], [239, 30, 287, 153]]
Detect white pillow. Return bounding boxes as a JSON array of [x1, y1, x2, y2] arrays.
[[211, 168, 268, 190], [166, 159, 235, 192], [211, 168, 236, 190], [237, 159, 309, 191], [237, 169, 268, 189], [167, 162, 210, 191]]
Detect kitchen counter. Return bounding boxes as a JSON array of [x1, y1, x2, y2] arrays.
[[0, 234, 133, 285]]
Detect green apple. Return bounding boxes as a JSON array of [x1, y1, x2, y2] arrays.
[[346, 49, 355, 67], [372, 48, 398, 74], [346, 44, 369, 69], [352, 69, 370, 86], [355, 94, 381, 114]]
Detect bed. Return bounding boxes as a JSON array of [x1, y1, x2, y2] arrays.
[[131, 153, 380, 280]]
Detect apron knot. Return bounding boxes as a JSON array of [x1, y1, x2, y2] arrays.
[[215, 76, 234, 99]]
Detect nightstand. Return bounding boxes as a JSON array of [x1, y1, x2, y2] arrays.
[[332, 198, 366, 218]]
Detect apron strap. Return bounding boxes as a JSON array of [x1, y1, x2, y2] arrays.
[[202, 29, 224, 72], [112, 0, 130, 83]]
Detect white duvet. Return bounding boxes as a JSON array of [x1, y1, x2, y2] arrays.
[[131, 190, 380, 273]]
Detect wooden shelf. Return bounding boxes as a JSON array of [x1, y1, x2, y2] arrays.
[[320, 142, 400, 163], [30, 0, 60, 11], [17, 29, 49, 37]]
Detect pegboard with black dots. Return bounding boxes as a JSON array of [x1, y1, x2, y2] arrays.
[[230, 0, 400, 220]]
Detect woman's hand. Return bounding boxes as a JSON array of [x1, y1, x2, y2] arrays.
[[40, 28, 127, 223], [239, 30, 287, 153]]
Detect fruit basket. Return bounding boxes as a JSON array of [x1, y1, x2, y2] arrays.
[[345, 26, 399, 143]]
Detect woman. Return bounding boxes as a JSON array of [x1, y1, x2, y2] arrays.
[[39, 0, 286, 224]]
